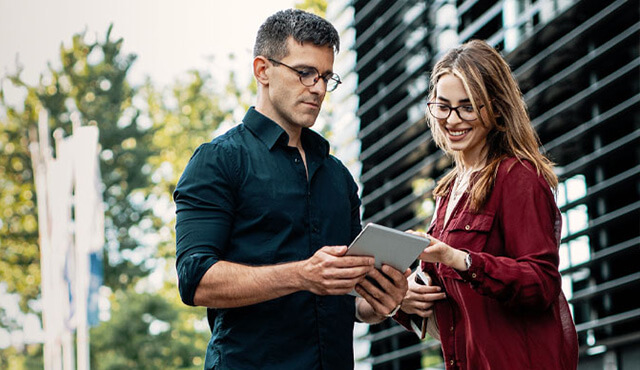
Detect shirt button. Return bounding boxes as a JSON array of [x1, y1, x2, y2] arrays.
[[450, 360, 455, 365], [294, 158, 300, 163], [464, 225, 470, 230], [471, 273, 477, 278], [449, 326, 454, 332]]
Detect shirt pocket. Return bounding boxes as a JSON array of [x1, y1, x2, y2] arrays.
[[447, 210, 495, 253], [439, 211, 495, 281]]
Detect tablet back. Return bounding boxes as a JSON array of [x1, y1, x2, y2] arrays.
[[347, 223, 429, 272]]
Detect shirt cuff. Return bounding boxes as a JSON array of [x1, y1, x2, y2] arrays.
[[456, 250, 483, 284], [355, 300, 364, 323], [177, 255, 218, 306], [394, 310, 426, 339]]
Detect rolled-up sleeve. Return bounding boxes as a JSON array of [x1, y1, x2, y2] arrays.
[[173, 142, 237, 306]]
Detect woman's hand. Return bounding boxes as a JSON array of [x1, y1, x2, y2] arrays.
[[407, 231, 469, 271], [400, 270, 446, 317]]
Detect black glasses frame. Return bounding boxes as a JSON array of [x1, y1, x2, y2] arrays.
[[427, 102, 484, 122], [268, 58, 341, 92]]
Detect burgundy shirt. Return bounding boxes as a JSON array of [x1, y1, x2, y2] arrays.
[[396, 158, 578, 369]]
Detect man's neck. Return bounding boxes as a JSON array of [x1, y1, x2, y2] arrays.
[[253, 105, 303, 148], [284, 126, 303, 149]]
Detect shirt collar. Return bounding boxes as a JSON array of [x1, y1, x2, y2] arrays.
[[242, 106, 330, 157]]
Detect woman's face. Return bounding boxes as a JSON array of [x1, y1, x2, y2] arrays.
[[433, 73, 491, 168]]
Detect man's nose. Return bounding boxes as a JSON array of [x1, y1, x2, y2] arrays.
[[309, 78, 327, 94]]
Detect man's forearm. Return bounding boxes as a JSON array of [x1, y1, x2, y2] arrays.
[[193, 260, 304, 308]]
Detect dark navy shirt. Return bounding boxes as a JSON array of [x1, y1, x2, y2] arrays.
[[174, 107, 362, 369]]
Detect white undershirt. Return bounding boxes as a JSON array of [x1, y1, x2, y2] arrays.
[[444, 169, 474, 226]]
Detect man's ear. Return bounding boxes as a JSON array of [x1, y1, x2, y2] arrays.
[[253, 56, 270, 86]]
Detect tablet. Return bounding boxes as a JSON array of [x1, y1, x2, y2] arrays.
[[346, 223, 429, 295]]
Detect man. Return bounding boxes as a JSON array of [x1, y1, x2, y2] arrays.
[[174, 9, 408, 369]]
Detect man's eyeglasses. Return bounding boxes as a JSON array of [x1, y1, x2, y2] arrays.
[[427, 102, 484, 121], [268, 58, 341, 92]]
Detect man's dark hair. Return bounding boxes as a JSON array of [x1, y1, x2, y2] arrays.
[[253, 9, 340, 59]]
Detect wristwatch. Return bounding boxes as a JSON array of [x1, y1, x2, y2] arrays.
[[385, 304, 402, 318], [464, 253, 472, 270]]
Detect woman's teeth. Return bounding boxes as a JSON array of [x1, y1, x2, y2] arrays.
[[449, 129, 469, 136]]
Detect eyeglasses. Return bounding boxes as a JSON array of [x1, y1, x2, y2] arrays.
[[268, 58, 342, 92], [427, 102, 484, 121]]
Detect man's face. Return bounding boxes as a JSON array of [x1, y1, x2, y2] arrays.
[[264, 37, 335, 132]]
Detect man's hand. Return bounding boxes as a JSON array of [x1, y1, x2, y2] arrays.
[[400, 270, 446, 317], [355, 265, 410, 321], [299, 246, 375, 295]]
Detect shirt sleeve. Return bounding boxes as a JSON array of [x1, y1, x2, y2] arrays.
[[393, 310, 427, 338], [460, 163, 562, 310], [347, 169, 363, 241], [173, 142, 238, 306]]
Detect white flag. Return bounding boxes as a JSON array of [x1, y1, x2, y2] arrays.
[[46, 136, 75, 334], [73, 126, 104, 255], [72, 126, 105, 327]]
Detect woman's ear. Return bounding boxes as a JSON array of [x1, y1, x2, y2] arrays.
[[253, 56, 270, 86], [491, 100, 501, 118]]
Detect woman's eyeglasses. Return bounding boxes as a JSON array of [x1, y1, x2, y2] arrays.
[[427, 102, 484, 121]]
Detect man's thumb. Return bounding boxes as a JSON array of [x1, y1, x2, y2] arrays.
[[322, 245, 348, 256]]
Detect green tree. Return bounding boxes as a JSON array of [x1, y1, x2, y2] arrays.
[[295, 0, 327, 16], [1, 24, 156, 307], [0, 343, 43, 370], [0, 86, 40, 312], [1, 24, 157, 365], [1, 23, 252, 366], [90, 287, 209, 370]]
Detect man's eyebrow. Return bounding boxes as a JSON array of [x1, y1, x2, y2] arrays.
[[290, 63, 315, 70], [293, 63, 333, 75]]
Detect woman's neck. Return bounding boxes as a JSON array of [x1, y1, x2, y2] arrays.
[[459, 158, 486, 173], [459, 145, 488, 172]]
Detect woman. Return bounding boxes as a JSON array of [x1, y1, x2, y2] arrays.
[[394, 40, 578, 369]]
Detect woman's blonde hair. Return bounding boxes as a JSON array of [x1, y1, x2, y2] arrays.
[[428, 39, 557, 212]]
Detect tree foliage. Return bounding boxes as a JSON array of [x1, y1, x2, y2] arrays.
[[90, 287, 209, 370], [295, 0, 327, 16], [0, 24, 245, 366], [1, 24, 154, 306], [0, 87, 40, 312]]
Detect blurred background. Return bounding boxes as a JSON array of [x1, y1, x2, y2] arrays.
[[1, 0, 638, 369]]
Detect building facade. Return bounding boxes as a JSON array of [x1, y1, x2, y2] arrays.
[[344, 0, 640, 368]]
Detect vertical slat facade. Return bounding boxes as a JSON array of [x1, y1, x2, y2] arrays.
[[349, 0, 640, 368]]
